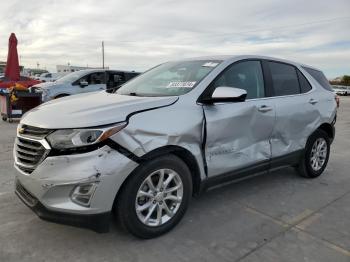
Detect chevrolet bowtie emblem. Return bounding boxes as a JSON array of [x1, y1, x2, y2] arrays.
[[18, 127, 25, 134]]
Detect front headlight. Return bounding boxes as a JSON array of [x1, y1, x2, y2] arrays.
[[40, 89, 49, 100], [47, 122, 127, 149]]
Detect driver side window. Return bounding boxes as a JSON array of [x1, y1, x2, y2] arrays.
[[212, 61, 265, 99]]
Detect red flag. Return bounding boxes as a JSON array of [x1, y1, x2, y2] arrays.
[[4, 33, 20, 81]]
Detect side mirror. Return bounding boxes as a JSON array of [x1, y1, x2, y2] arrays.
[[204, 86, 247, 103], [79, 80, 89, 87]]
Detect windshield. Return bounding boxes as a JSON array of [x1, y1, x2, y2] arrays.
[[116, 60, 221, 97], [55, 71, 86, 84]]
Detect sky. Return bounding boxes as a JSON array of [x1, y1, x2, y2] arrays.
[[0, 0, 349, 78]]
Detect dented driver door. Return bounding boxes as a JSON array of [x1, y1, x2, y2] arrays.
[[201, 59, 276, 178], [203, 99, 275, 177]]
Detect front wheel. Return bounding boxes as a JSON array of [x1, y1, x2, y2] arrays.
[[298, 129, 330, 178], [116, 155, 192, 238], [54, 94, 69, 99]]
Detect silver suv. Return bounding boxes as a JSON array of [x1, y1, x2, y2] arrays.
[[14, 55, 337, 238], [32, 69, 140, 102]]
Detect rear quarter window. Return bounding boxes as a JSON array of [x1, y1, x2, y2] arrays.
[[302, 67, 332, 91], [268, 61, 300, 96], [297, 70, 312, 93]]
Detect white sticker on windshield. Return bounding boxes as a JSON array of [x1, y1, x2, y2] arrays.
[[202, 62, 219, 67], [167, 81, 196, 88]]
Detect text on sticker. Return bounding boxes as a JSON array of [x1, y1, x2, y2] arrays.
[[167, 81, 196, 88]]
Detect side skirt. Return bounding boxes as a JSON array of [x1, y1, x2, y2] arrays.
[[200, 150, 303, 193]]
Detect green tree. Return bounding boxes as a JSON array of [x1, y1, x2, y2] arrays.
[[342, 75, 350, 86]]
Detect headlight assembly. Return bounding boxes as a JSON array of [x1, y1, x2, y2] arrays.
[[46, 122, 127, 149]]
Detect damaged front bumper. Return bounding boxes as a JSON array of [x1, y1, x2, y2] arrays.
[[15, 180, 111, 232], [14, 144, 139, 232]]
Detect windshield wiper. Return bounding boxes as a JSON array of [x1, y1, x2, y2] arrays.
[[116, 92, 161, 97]]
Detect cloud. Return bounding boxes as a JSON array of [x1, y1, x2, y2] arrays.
[[0, 0, 349, 77]]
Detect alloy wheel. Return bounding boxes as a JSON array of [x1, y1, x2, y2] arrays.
[[310, 137, 328, 171], [135, 168, 183, 227]]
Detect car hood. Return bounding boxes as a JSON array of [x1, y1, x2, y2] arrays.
[[21, 91, 178, 129], [33, 81, 64, 89]]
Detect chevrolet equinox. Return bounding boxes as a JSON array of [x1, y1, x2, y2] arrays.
[[14, 55, 337, 238]]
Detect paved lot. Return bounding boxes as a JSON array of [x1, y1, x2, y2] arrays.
[[0, 97, 350, 262]]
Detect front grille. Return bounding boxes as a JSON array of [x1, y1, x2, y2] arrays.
[[15, 137, 48, 174], [19, 124, 52, 139], [15, 181, 38, 207]]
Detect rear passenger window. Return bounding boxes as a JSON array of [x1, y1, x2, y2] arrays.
[[297, 70, 312, 93], [212, 60, 265, 99], [302, 67, 333, 91], [268, 62, 300, 96]]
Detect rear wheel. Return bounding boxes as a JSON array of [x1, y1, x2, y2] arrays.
[[116, 155, 192, 238], [298, 129, 330, 178]]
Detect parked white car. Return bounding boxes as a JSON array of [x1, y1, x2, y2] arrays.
[[32, 69, 140, 102], [332, 85, 350, 96]]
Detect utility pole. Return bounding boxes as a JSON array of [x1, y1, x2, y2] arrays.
[[102, 41, 105, 69]]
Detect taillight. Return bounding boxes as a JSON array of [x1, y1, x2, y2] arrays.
[[335, 95, 340, 108]]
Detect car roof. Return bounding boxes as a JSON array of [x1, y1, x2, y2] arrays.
[[75, 69, 139, 74], [175, 55, 322, 72]]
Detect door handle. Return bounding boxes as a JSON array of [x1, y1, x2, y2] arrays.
[[258, 105, 273, 113], [309, 98, 318, 105]]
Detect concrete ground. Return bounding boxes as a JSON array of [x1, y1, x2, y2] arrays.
[[0, 97, 350, 262]]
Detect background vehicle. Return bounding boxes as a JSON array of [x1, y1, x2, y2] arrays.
[[332, 85, 350, 96], [14, 55, 336, 238], [32, 69, 140, 101], [36, 72, 63, 82], [0, 75, 41, 88]]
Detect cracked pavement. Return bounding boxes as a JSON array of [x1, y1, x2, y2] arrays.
[[0, 98, 350, 262]]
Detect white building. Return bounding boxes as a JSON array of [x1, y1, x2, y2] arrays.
[[56, 65, 108, 74]]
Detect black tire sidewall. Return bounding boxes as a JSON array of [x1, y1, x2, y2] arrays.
[[55, 94, 69, 99], [303, 130, 330, 178], [117, 154, 192, 239]]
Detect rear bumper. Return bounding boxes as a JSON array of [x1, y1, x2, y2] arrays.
[[15, 180, 110, 233]]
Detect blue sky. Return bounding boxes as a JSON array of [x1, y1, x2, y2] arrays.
[[0, 0, 349, 78]]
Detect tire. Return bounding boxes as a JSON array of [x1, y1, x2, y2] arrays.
[[298, 129, 330, 178], [116, 154, 192, 239]]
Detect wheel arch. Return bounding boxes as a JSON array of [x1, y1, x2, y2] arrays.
[[113, 145, 202, 211], [139, 145, 202, 196], [54, 93, 70, 99], [317, 122, 334, 140]]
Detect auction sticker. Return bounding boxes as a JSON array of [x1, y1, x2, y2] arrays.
[[167, 81, 196, 88], [202, 62, 219, 67]]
